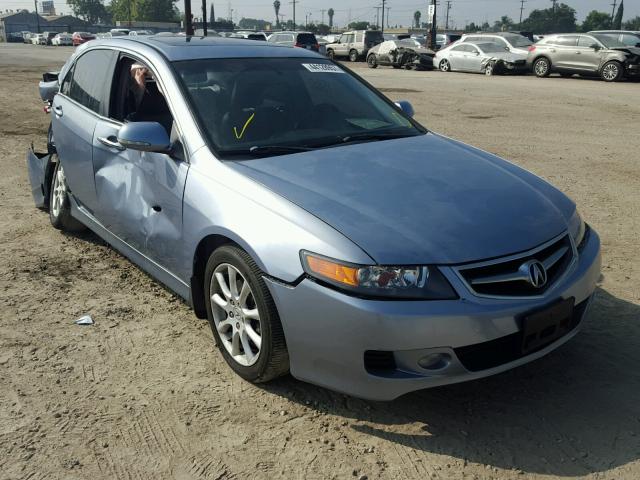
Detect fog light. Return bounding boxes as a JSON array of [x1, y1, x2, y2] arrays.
[[418, 353, 451, 371]]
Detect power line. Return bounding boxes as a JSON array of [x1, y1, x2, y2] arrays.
[[519, 0, 526, 26]]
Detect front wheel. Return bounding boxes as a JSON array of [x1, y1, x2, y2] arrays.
[[439, 59, 451, 72], [367, 55, 378, 68], [348, 49, 359, 62], [49, 157, 85, 232], [601, 61, 623, 82], [326, 49, 335, 60], [484, 62, 494, 76], [533, 57, 551, 77], [205, 245, 289, 383]]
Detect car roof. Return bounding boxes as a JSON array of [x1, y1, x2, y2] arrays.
[[589, 30, 640, 34], [85, 35, 322, 61]]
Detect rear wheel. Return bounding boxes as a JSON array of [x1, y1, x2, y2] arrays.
[[601, 60, 623, 82], [349, 49, 359, 62], [48, 157, 85, 232], [439, 59, 451, 72], [367, 54, 378, 68], [533, 57, 551, 77], [204, 245, 289, 383]]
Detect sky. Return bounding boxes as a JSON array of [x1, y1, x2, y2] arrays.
[[2, 0, 639, 29]]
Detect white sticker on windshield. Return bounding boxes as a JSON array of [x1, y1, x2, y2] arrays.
[[302, 63, 345, 73]]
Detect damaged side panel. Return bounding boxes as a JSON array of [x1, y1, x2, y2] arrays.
[[26, 147, 52, 209]]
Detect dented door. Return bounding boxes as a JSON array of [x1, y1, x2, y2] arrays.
[[92, 120, 188, 275]]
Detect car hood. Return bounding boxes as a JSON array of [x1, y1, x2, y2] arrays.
[[611, 46, 640, 56], [228, 133, 575, 265]]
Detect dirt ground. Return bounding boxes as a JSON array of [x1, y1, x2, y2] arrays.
[[1, 43, 639, 480]]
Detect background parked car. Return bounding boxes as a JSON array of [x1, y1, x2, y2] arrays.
[[527, 33, 640, 82], [435, 41, 528, 75], [110, 28, 130, 36], [436, 32, 462, 50], [367, 39, 435, 70], [72, 32, 96, 46], [42, 31, 57, 45], [267, 31, 319, 52], [231, 31, 267, 41], [460, 32, 533, 55], [22, 32, 34, 43], [51, 33, 73, 46], [129, 30, 153, 36], [589, 30, 640, 48], [326, 30, 384, 61], [31, 34, 46, 45], [7, 32, 25, 42]]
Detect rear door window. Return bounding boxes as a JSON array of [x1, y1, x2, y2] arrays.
[[577, 36, 596, 47], [297, 33, 317, 45], [68, 49, 117, 115], [555, 36, 578, 46], [621, 33, 640, 46]]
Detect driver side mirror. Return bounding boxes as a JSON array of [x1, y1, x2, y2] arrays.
[[590, 43, 601, 51], [394, 100, 414, 117], [117, 121, 171, 153]]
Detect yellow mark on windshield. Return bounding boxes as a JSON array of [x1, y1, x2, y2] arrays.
[[233, 112, 255, 140]]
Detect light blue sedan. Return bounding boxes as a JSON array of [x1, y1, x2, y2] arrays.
[[28, 36, 600, 400]]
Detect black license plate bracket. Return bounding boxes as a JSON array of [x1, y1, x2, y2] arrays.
[[521, 297, 575, 355]]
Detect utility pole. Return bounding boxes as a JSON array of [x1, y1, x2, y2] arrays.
[[202, 0, 207, 35], [34, 0, 40, 33], [381, 0, 386, 33], [385, 6, 390, 27], [290, 0, 297, 30], [519, 0, 526, 26], [320, 9, 326, 24], [426, 0, 436, 50], [210, 3, 215, 24], [444, 0, 451, 30], [610, 0, 617, 27], [374, 6, 381, 28], [185, 0, 194, 35]]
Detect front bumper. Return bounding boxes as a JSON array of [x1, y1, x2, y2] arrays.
[[625, 63, 640, 76], [266, 229, 601, 401]]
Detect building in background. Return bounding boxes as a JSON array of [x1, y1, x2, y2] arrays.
[[41, 1, 56, 16]]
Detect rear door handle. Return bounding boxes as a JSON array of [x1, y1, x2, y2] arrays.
[[53, 105, 63, 117], [97, 135, 125, 151]]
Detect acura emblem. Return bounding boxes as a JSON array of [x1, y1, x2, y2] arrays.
[[520, 260, 547, 288]]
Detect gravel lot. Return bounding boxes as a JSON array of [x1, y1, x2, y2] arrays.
[[1, 43, 639, 480]]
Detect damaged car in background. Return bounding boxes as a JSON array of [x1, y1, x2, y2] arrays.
[[435, 41, 528, 75], [27, 36, 600, 401], [367, 39, 436, 70]]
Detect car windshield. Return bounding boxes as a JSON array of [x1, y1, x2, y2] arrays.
[[478, 42, 508, 53], [173, 58, 424, 158], [505, 35, 532, 47], [591, 33, 627, 48]]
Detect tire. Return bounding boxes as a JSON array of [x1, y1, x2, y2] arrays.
[[326, 49, 335, 60], [348, 49, 359, 62], [367, 54, 378, 68], [204, 245, 289, 383], [439, 59, 451, 72], [48, 157, 85, 232], [600, 60, 623, 82], [533, 57, 551, 77], [484, 62, 494, 76]]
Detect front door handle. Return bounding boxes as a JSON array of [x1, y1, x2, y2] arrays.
[[97, 135, 125, 151], [53, 105, 63, 117], [575, 51, 581, 54]]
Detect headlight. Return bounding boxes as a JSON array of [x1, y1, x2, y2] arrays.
[[300, 251, 458, 300], [568, 209, 586, 247]]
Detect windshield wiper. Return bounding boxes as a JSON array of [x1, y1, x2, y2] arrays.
[[248, 145, 314, 154], [339, 132, 419, 144]]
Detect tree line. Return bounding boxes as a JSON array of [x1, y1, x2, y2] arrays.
[[464, 1, 639, 34]]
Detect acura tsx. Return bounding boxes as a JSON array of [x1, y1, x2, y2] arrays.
[[27, 36, 601, 400]]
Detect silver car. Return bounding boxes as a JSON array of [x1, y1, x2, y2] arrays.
[[528, 33, 640, 81], [434, 42, 528, 75], [459, 32, 533, 55], [28, 36, 601, 401]]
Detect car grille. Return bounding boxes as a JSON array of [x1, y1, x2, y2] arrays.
[[455, 234, 575, 298], [454, 297, 589, 372]]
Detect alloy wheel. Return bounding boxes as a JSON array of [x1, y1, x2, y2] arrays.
[[439, 59, 450, 72], [534, 59, 549, 77], [602, 63, 619, 81], [51, 163, 67, 219], [210, 263, 262, 367]]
